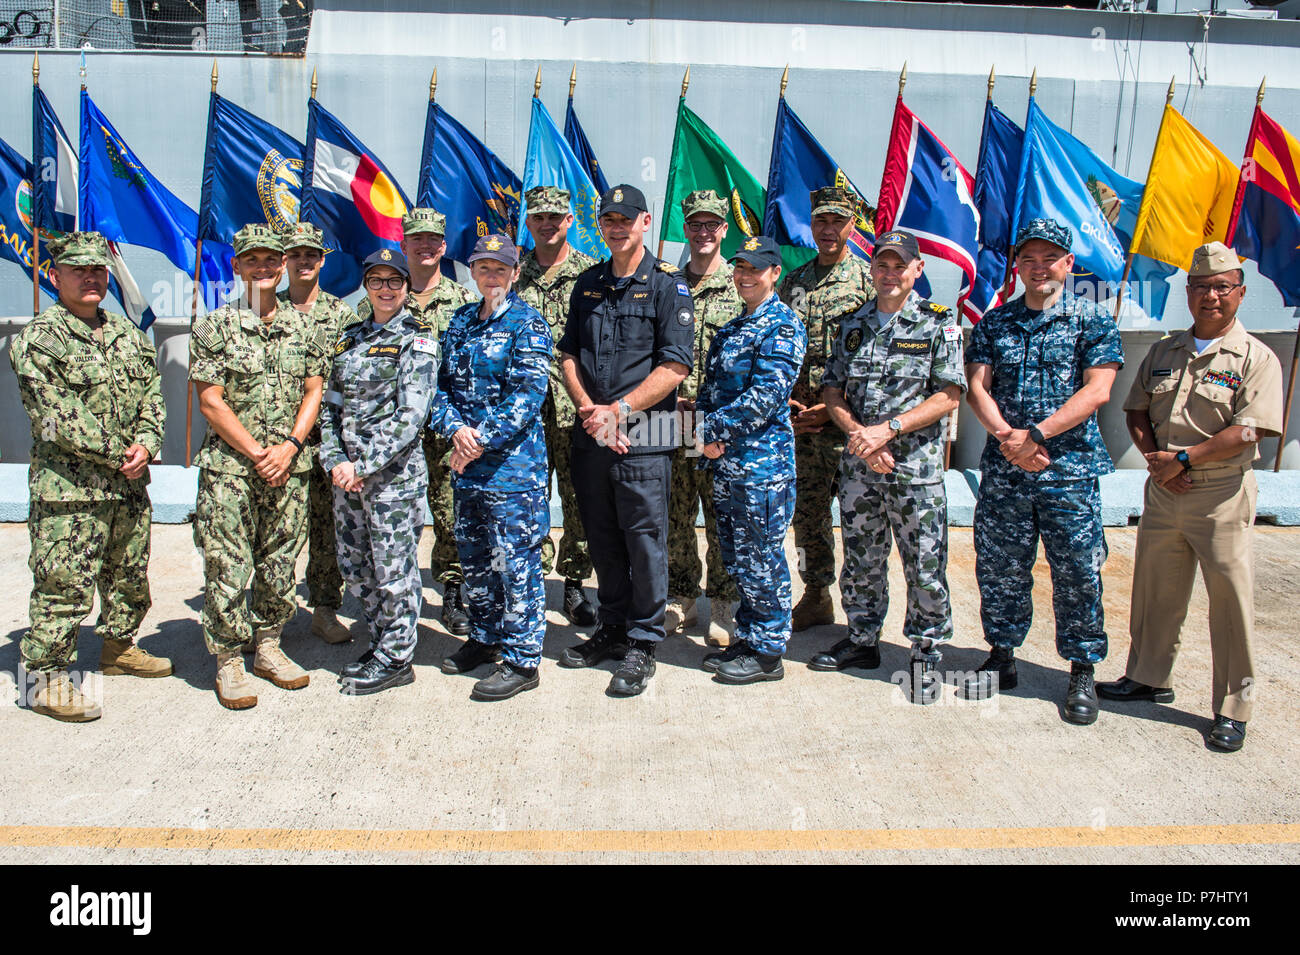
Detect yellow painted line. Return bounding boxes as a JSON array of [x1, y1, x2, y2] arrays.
[[0, 823, 1297, 853]]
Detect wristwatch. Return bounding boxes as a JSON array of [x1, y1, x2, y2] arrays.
[[1028, 425, 1046, 446], [618, 398, 632, 420], [888, 417, 903, 436], [1176, 449, 1191, 471], [286, 435, 304, 454]]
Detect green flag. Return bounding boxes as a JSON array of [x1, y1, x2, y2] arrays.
[[660, 99, 766, 259]]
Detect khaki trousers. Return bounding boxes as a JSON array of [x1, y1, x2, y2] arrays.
[[1127, 467, 1257, 722]]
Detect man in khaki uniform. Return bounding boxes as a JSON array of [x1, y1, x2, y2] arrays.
[[1099, 241, 1284, 752], [777, 186, 875, 631], [10, 231, 171, 721], [191, 224, 330, 709], [512, 185, 597, 629], [278, 221, 357, 645], [357, 208, 476, 635], [667, 189, 741, 644]]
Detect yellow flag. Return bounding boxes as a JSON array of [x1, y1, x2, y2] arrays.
[[1131, 105, 1239, 271]]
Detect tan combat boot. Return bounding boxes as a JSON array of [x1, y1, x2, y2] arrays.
[[706, 599, 737, 647], [30, 671, 102, 722], [100, 637, 173, 677], [310, 606, 351, 644], [215, 651, 258, 710], [792, 586, 834, 632], [252, 629, 310, 690], [664, 596, 698, 635]]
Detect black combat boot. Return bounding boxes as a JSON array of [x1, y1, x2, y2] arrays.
[[441, 582, 470, 637]]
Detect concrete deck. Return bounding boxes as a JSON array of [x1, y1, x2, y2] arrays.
[[0, 524, 1296, 864]]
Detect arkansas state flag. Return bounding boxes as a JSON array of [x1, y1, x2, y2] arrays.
[[875, 97, 980, 311], [301, 98, 410, 259]]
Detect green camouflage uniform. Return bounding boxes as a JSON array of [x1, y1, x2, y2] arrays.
[[778, 220, 874, 588], [669, 256, 742, 602], [11, 236, 166, 672], [278, 286, 358, 610], [190, 229, 331, 655], [515, 234, 596, 582], [359, 272, 475, 585]]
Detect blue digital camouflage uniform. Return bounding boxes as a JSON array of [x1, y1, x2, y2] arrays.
[[319, 308, 440, 667], [825, 292, 966, 663], [966, 289, 1124, 664], [431, 292, 552, 669], [696, 293, 807, 657]]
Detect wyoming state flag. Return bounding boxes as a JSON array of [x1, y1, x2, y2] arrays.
[[301, 98, 410, 259]]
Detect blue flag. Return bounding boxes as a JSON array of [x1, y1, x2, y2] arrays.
[[519, 97, 608, 260], [418, 102, 522, 267], [564, 96, 609, 195], [0, 133, 57, 299], [301, 98, 410, 264], [80, 90, 232, 305], [199, 92, 362, 297], [966, 100, 1024, 323]]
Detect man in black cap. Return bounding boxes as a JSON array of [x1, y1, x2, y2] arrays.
[[556, 184, 695, 697]]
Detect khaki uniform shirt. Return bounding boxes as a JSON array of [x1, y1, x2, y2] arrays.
[[682, 261, 743, 402], [1124, 320, 1284, 469], [10, 304, 165, 502], [777, 254, 874, 404], [515, 247, 597, 427], [189, 300, 331, 476]]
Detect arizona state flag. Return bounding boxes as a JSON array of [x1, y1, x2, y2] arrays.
[[1132, 106, 1238, 271], [301, 98, 410, 259], [1228, 106, 1300, 306]]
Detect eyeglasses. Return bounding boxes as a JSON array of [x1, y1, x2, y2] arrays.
[[365, 275, 407, 291], [685, 220, 725, 234], [1187, 282, 1243, 297]]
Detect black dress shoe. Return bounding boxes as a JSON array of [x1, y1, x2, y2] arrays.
[[961, 646, 1017, 699], [1096, 675, 1175, 703], [338, 648, 375, 681], [607, 641, 655, 697], [471, 663, 540, 701], [1207, 714, 1246, 752], [906, 658, 941, 706], [715, 646, 784, 685], [702, 641, 750, 673], [562, 580, 598, 626], [807, 637, 881, 672], [441, 638, 500, 675], [339, 656, 415, 696], [1063, 662, 1099, 726], [441, 583, 470, 637], [558, 624, 628, 669]]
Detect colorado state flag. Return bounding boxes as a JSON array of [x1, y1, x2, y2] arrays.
[[1228, 106, 1300, 307], [301, 98, 410, 258]]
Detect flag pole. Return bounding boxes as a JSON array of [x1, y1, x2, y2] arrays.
[[1113, 77, 1175, 324], [1000, 66, 1036, 296], [569, 63, 576, 99], [780, 63, 789, 100], [31, 52, 41, 319], [657, 65, 690, 259], [533, 65, 542, 99], [186, 59, 219, 467]]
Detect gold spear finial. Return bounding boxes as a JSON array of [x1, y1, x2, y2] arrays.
[[987, 65, 996, 101], [1029, 67, 1038, 98], [1256, 76, 1266, 107], [430, 67, 437, 102], [211, 59, 218, 93], [534, 65, 542, 98], [681, 65, 690, 99], [1166, 76, 1175, 105], [310, 66, 318, 100], [899, 62, 907, 97], [32, 51, 39, 86], [569, 63, 577, 98], [780, 64, 790, 99]]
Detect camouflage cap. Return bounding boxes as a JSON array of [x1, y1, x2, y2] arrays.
[[1014, 217, 1073, 254], [1188, 241, 1242, 277], [525, 186, 572, 216], [47, 231, 111, 267], [810, 186, 856, 218], [402, 207, 446, 236], [233, 223, 284, 256], [682, 189, 728, 221], [281, 221, 326, 252]]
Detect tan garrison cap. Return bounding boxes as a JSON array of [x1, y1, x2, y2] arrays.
[[402, 207, 446, 236], [1188, 241, 1241, 277], [233, 223, 284, 256], [525, 186, 571, 215], [682, 189, 728, 220], [48, 231, 111, 267]]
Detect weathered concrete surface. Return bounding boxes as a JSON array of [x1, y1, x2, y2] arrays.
[[0, 524, 1296, 864]]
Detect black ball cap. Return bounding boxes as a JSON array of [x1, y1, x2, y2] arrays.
[[599, 184, 648, 219], [729, 235, 781, 270], [362, 247, 410, 279], [872, 230, 920, 263]]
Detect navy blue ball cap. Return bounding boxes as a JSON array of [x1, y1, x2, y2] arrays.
[[468, 233, 519, 267], [599, 184, 649, 219], [729, 235, 781, 270], [873, 230, 921, 263], [362, 248, 410, 279]]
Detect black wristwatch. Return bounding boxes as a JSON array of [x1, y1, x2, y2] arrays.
[[1028, 425, 1046, 446], [1176, 449, 1191, 471], [286, 435, 304, 454]]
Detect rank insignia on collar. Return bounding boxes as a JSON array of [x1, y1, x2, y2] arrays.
[[380, 249, 393, 261], [845, 328, 863, 353]]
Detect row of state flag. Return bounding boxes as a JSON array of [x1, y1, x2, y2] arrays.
[[4, 61, 1299, 335]]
